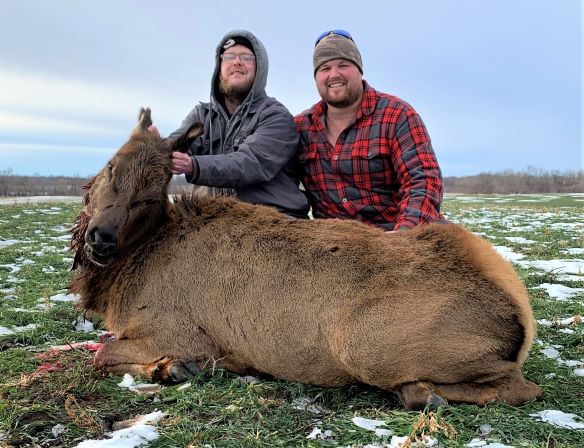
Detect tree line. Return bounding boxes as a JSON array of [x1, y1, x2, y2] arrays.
[[0, 167, 582, 196], [0, 171, 192, 197], [443, 167, 584, 194]]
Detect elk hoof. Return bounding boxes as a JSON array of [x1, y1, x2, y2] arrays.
[[152, 358, 201, 384], [168, 360, 201, 383], [397, 381, 449, 411], [428, 393, 448, 410]]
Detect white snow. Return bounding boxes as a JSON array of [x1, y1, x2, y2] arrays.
[[466, 438, 515, 447], [73, 316, 95, 332], [73, 411, 165, 448], [352, 416, 392, 437], [50, 292, 78, 302], [564, 248, 584, 255], [306, 427, 334, 440], [492, 246, 525, 262], [0, 323, 37, 335], [116, 374, 161, 395], [118, 374, 137, 389], [0, 239, 20, 247], [537, 316, 581, 328], [0, 196, 81, 205], [503, 236, 535, 244], [518, 259, 584, 276], [0, 263, 21, 273], [535, 283, 584, 301], [530, 410, 584, 429], [52, 424, 66, 437], [540, 347, 561, 359], [53, 234, 71, 241], [548, 222, 583, 231]]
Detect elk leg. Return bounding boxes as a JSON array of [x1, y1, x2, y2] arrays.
[[395, 381, 448, 411], [432, 372, 542, 406], [94, 339, 201, 383], [97, 357, 201, 384]]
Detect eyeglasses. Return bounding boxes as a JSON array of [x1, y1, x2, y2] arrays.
[[221, 53, 256, 63], [315, 29, 354, 46]]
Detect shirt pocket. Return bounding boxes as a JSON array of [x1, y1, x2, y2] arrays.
[[353, 144, 388, 189], [196, 133, 224, 155]]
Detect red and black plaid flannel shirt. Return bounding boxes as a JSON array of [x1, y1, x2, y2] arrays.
[[295, 81, 444, 231]]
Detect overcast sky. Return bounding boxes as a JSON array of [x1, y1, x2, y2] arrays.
[[0, 0, 581, 177]]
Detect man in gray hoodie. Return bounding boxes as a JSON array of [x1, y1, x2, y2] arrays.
[[165, 30, 309, 219]]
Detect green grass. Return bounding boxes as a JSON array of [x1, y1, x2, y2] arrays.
[[1, 195, 583, 447]]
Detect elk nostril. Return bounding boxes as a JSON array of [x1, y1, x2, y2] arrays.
[[94, 229, 117, 246], [86, 227, 97, 243], [87, 225, 117, 248]]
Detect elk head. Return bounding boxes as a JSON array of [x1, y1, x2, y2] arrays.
[[83, 108, 203, 266]]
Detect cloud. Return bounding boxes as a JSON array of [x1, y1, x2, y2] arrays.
[[0, 112, 119, 135], [1, 69, 135, 116], [0, 69, 187, 133], [0, 142, 114, 155]]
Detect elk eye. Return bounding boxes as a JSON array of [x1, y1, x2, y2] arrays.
[[131, 200, 152, 209]]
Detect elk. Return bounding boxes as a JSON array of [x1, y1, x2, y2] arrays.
[[69, 108, 542, 410]]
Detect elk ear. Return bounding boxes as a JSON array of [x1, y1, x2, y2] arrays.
[[170, 122, 204, 153], [132, 107, 153, 136]]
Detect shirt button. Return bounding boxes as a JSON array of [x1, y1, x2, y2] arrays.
[[342, 198, 348, 203], [336, 176, 341, 181], [333, 155, 339, 160]]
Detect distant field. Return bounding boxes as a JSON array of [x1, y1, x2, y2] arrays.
[[0, 194, 583, 447]]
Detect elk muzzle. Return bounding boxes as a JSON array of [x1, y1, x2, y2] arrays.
[[85, 223, 118, 266]]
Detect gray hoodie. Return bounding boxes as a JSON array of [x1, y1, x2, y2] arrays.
[[168, 30, 309, 218]]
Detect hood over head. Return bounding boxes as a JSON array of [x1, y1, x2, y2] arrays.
[[211, 30, 269, 106]]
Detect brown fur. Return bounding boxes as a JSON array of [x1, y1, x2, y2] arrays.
[[69, 109, 542, 409]]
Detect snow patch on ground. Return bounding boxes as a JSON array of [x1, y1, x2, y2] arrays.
[[352, 416, 392, 437], [534, 284, 584, 301], [503, 236, 535, 244], [50, 292, 78, 302], [466, 439, 515, 447], [530, 410, 584, 429], [0, 239, 20, 247], [0, 323, 38, 335], [518, 259, 584, 277], [492, 246, 525, 262], [73, 411, 165, 447], [564, 248, 584, 255], [73, 316, 95, 332]]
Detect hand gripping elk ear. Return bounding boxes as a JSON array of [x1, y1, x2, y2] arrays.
[[70, 108, 542, 410]]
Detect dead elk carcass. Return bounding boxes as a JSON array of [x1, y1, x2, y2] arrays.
[[69, 108, 542, 410]]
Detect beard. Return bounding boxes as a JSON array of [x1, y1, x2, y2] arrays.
[[317, 79, 363, 108], [219, 75, 253, 103]]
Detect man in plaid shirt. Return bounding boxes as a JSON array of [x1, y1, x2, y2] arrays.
[[295, 30, 444, 231]]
